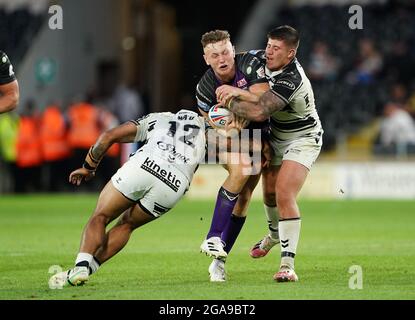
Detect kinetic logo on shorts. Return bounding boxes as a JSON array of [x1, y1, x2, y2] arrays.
[[141, 157, 182, 192]]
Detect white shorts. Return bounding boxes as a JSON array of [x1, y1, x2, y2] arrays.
[[270, 131, 323, 170], [111, 152, 189, 217]]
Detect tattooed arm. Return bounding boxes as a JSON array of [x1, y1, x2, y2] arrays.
[[91, 121, 138, 158], [227, 90, 287, 122]]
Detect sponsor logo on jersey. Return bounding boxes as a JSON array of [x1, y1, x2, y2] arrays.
[[237, 78, 248, 88], [141, 157, 182, 192], [256, 66, 265, 78], [276, 79, 295, 90], [157, 141, 191, 164]]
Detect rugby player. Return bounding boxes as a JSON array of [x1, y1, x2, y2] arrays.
[[0, 51, 19, 113], [49, 109, 206, 287], [220, 26, 324, 282], [196, 30, 274, 282]]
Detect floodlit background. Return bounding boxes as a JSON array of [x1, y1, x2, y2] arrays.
[[1, 0, 415, 198]]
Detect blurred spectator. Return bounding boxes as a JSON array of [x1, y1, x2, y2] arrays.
[[96, 60, 145, 164], [389, 83, 408, 105], [67, 100, 101, 191], [39, 103, 71, 192], [15, 100, 42, 192], [106, 84, 144, 123], [307, 41, 340, 81], [383, 40, 414, 83], [348, 39, 383, 85], [374, 102, 415, 155], [96, 107, 120, 187], [96, 60, 144, 123]]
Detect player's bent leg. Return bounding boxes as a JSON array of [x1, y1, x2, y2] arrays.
[[275, 160, 308, 219], [202, 155, 252, 259], [232, 173, 261, 217], [250, 165, 280, 259], [221, 152, 253, 193], [220, 173, 260, 255], [79, 181, 135, 255], [274, 160, 308, 281], [95, 204, 157, 263], [262, 165, 279, 208], [49, 182, 136, 288]]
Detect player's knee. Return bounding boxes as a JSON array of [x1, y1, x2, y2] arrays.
[[89, 213, 110, 227], [276, 190, 295, 207], [228, 169, 250, 185], [118, 211, 140, 231]]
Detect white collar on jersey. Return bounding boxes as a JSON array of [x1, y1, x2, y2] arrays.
[[265, 66, 283, 78], [265, 58, 297, 78]]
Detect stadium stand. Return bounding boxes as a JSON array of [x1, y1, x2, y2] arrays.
[[0, 4, 45, 66], [268, 2, 415, 150]]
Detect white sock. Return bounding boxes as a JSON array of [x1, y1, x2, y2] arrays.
[[89, 257, 101, 274], [264, 204, 279, 240], [279, 218, 301, 270], [75, 252, 93, 267]]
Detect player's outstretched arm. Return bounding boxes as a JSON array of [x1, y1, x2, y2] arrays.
[[69, 122, 138, 186]]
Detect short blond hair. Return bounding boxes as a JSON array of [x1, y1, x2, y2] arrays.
[[201, 30, 231, 48]]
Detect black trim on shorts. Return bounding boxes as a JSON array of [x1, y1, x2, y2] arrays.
[[137, 200, 157, 218], [113, 184, 157, 218]]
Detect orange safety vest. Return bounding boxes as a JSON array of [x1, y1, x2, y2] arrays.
[[40, 105, 71, 162], [100, 109, 120, 157], [16, 116, 42, 168], [67, 102, 100, 149]]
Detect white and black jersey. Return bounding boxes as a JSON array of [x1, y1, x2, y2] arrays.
[[196, 51, 267, 112], [0, 51, 16, 85], [129, 110, 206, 182], [266, 57, 323, 142]]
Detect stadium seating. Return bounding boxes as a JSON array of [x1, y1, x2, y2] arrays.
[[269, 3, 415, 150], [0, 7, 44, 66]]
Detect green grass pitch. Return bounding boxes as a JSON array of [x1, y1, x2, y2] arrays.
[[0, 194, 414, 300]]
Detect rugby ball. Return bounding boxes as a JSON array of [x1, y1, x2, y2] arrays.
[[208, 105, 231, 128]]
